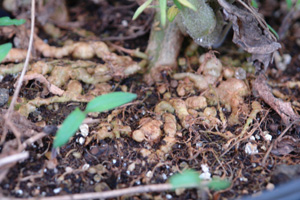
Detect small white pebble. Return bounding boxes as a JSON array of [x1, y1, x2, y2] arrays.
[[146, 171, 153, 178], [239, 177, 248, 182], [252, 163, 257, 168], [245, 142, 258, 155], [121, 20, 128, 27], [65, 166, 73, 173], [283, 54, 292, 65], [127, 163, 135, 172], [199, 164, 211, 180], [265, 134, 272, 141], [201, 164, 209, 173], [82, 163, 90, 170], [255, 134, 260, 140], [72, 152, 82, 159], [261, 131, 272, 141], [112, 159, 117, 164], [79, 124, 89, 137], [78, 137, 85, 145], [166, 194, 173, 199], [162, 173, 168, 180], [16, 189, 23, 195], [199, 172, 211, 180], [196, 142, 203, 148], [53, 188, 62, 194], [266, 183, 275, 191]]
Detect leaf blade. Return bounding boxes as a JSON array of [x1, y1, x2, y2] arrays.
[[84, 92, 137, 113], [132, 0, 153, 20], [159, 0, 167, 27], [173, 0, 183, 10], [53, 108, 86, 148], [0, 16, 26, 26], [206, 178, 231, 191], [169, 169, 201, 189], [167, 5, 180, 22], [0, 43, 12, 63], [177, 0, 197, 11]]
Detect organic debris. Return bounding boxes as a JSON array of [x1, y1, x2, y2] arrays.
[[1, 1, 300, 200]]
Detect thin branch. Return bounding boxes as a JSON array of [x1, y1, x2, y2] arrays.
[[0, 183, 173, 200], [0, 151, 29, 167], [5, 0, 35, 117]]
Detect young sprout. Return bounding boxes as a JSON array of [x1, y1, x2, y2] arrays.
[[53, 92, 137, 148]]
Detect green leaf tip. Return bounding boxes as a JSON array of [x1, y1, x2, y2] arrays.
[[84, 92, 137, 114], [177, 0, 197, 11], [53, 108, 86, 148], [251, 0, 258, 9], [132, 0, 153, 20], [267, 24, 279, 40], [0, 43, 12, 63]]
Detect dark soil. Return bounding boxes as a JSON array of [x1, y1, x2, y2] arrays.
[[1, 0, 300, 199]]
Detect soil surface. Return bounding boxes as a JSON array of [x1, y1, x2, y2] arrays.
[[1, 0, 300, 199]]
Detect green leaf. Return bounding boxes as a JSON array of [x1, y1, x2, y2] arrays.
[[167, 5, 180, 22], [169, 169, 201, 189], [0, 16, 26, 26], [53, 108, 86, 148], [286, 0, 292, 10], [251, 0, 258, 9], [267, 24, 279, 39], [84, 92, 137, 114], [0, 43, 12, 63], [177, 0, 197, 11], [173, 0, 183, 10], [159, 0, 167, 27], [132, 0, 153, 20], [206, 178, 231, 191]]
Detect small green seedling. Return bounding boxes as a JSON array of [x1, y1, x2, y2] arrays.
[[0, 17, 26, 63], [169, 169, 230, 190], [53, 92, 137, 148], [133, 0, 196, 26], [251, 0, 258, 9], [0, 16, 26, 26]]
